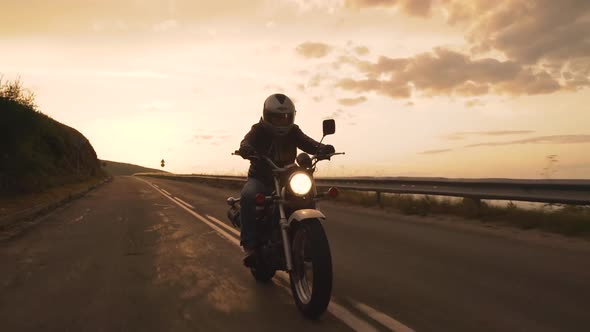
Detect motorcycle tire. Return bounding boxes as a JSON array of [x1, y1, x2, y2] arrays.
[[250, 255, 276, 283], [289, 219, 333, 319]]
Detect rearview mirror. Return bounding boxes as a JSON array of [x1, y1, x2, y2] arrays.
[[323, 119, 335, 136]]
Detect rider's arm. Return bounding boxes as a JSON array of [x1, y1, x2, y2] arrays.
[[239, 125, 258, 156], [294, 126, 324, 154]]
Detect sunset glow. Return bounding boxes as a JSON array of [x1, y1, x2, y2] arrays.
[[2, 0, 589, 178]]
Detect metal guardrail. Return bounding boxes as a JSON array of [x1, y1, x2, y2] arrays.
[[136, 173, 590, 206]]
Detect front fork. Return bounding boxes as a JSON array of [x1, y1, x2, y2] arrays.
[[275, 179, 294, 272]]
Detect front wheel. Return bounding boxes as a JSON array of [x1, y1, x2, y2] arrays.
[[289, 219, 333, 319]]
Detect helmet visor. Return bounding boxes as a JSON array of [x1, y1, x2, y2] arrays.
[[268, 113, 294, 127]]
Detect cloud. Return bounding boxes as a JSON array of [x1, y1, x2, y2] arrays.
[[465, 135, 590, 147], [449, 1, 590, 91], [324, 109, 346, 119], [337, 96, 368, 106], [308, 74, 323, 87], [325, 108, 356, 120], [336, 78, 411, 98], [0, 1, 267, 35], [312, 96, 324, 102], [305, 73, 332, 89], [295, 70, 310, 77], [420, 148, 453, 154], [417, 133, 589, 157], [345, 0, 433, 16], [343, 0, 590, 69], [335, 1, 590, 96], [334, 48, 564, 98], [444, 130, 536, 140], [296, 42, 333, 59], [464, 99, 485, 108], [195, 135, 214, 140], [454, 82, 490, 96], [354, 46, 370, 56], [453, 1, 590, 63], [191, 134, 231, 146]]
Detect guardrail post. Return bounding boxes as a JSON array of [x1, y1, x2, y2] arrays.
[[376, 191, 383, 209], [462, 197, 483, 217]]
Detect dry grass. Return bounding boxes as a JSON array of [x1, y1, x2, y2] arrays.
[[0, 175, 108, 217], [334, 190, 590, 237]]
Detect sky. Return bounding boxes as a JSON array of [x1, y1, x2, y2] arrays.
[[1, 0, 589, 179]]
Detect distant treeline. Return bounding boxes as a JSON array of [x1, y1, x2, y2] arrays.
[[0, 78, 103, 196]]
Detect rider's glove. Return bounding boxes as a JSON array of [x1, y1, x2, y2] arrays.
[[318, 144, 335, 156], [239, 145, 257, 159]]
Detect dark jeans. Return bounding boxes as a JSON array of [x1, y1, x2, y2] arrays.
[[240, 177, 271, 247]]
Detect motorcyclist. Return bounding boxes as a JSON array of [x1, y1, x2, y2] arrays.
[[238, 93, 334, 263]]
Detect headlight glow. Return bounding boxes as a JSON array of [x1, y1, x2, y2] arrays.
[[289, 172, 312, 196]]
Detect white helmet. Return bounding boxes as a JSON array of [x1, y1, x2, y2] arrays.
[[262, 93, 296, 136]]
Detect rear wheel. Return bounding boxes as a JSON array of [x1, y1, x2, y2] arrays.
[[250, 266, 275, 282], [250, 249, 276, 282], [289, 219, 332, 319]]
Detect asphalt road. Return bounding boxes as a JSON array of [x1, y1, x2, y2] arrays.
[[1, 176, 589, 332]]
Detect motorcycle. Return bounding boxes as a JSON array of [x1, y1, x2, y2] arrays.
[[226, 119, 344, 319]]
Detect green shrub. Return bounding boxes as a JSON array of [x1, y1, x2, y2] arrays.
[[0, 77, 103, 196]]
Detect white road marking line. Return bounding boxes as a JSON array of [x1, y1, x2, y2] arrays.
[[181, 208, 239, 246], [138, 178, 239, 246], [206, 215, 240, 237], [161, 189, 171, 195], [274, 271, 380, 332], [352, 300, 416, 332], [201, 214, 388, 332], [329, 301, 381, 332], [174, 197, 195, 209], [138, 177, 393, 332], [152, 183, 159, 188]]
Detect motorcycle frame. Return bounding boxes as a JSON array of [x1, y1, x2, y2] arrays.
[[275, 176, 295, 272], [272, 166, 325, 272]]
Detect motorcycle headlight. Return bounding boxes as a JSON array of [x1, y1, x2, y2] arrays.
[[289, 172, 312, 196]]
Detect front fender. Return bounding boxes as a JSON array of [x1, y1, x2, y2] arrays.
[[288, 209, 326, 226]]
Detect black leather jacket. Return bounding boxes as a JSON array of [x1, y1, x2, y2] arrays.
[[240, 119, 325, 185]]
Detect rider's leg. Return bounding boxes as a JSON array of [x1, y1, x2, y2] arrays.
[[239, 177, 267, 249]]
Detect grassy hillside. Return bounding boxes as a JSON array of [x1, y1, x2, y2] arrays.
[[0, 78, 104, 196], [101, 160, 168, 176]]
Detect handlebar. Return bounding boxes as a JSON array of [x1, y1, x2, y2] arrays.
[[232, 150, 345, 172], [317, 152, 345, 159], [233, 150, 345, 159], [232, 150, 280, 169]]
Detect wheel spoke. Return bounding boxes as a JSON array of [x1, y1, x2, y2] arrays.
[[293, 227, 313, 304], [289, 220, 332, 319]]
